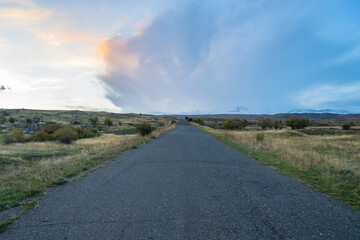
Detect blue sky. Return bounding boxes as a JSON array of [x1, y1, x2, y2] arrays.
[[0, 0, 360, 113]]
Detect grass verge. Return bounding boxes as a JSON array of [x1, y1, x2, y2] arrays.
[[194, 124, 360, 211], [0, 122, 177, 212]]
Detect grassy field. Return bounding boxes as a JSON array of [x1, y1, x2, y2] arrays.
[[0, 109, 170, 134], [194, 124, 360, 210], [0, 109, 177, 211]]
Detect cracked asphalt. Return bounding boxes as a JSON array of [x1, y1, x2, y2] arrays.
[[1, 119, 360, 239]]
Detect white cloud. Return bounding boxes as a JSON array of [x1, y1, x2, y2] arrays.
[[296, 82, 360, 108]]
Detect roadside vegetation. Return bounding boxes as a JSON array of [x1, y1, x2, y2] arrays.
[[0, 109, 177, 211], [190, 117, 360, 210]]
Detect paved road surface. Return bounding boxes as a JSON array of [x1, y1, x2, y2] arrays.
[[1, 119, 360, 239]]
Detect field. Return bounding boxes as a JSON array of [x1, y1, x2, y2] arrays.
[[0, 109, 177, 211], [193, 118, 360, 210]]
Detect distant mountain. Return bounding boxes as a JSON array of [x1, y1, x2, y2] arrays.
[[288, 109, 354, 114]]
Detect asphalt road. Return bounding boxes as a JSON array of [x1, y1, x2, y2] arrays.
[[1, 119, 360, 239]]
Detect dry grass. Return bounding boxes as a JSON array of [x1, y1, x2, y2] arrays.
[[0, 122, 178, 210], [196, 124, 360, 209], [203, 126, 360, 176]]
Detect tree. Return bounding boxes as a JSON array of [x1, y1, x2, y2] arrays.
[[88, 117, 99, 128], [8, 117, 15, 123], [257, 118, 272, 129], [285, 117, 310, 129], [103, 117, 113, 127], [118, 120, 122, 126]]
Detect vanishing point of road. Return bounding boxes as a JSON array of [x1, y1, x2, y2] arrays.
[[1, 119, 360, 239]]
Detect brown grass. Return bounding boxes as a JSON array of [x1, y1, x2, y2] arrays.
[[0, 122, 178, 210], [202, 126, 360, 176]]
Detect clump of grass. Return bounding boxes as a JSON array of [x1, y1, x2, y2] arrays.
[[256, 133, 264, 141]]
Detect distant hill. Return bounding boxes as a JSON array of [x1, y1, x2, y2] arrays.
[[288, 109, 354, 114]]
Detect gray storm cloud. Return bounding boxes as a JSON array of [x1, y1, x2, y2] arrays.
[[98, 2, 217, 113], [97, 0, 360, 113]]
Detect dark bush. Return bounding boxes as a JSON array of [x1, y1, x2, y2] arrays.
[[185, 116, 188, 120], [8, 117, 15, 123], [285, 117, 310, 129], [118, 121, 122, 126], [193, 118, 205, 126], [55, 127, 78, 144], [342, 123, 351, 130], [187, 117, 193, 122], [45, 121, 57, 125], [171, 119, 177, 124], [26, 118, 32, 124], [136, 123, 153, 136], [273, 120, 283, 129], [257, 118, 272, 129]]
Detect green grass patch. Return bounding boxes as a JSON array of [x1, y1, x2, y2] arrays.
[[195, 125, 360, 211]]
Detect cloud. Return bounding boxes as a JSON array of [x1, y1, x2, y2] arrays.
[[0, 7, 52, 24], [296, 82, 360, 109], [98, 1, 218, 112]]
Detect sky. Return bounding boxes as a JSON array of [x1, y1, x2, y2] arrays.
[[0, 0, 360, 114]]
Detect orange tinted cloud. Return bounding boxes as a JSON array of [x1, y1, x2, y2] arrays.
[[0, 8, 51, 21], [97, 38, 139, 71]]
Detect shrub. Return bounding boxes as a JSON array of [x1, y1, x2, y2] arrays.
[[103, 117, 113, 127], [88, 117, 99, 128], [41, 124, 62, 134], [96, 125, 104, 132], [11, 128, 25, 142], [118, 121, 122, 126], [136, 123, 153, 136], [187, 117, 193, 122], [256, 133, 265, 141], [285, 117, 310, 129], [193, 118, 205, 126], [33, 131, 55, 142], [342, 123, 351, 130], [223, 119, 248, 130], [26, 118, 32, 124], [185, 116, 188, 120], [273, 120, 283, 130], [72, 120, 81, 125], [3, 134, 15, 145], [55, 127, 78, 144], [77, 128, 99, 138], [171, 119, 177, 124], [8, 117, 15, 123], [257, 118, 272, 129], [45, 121, 57, 125]]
